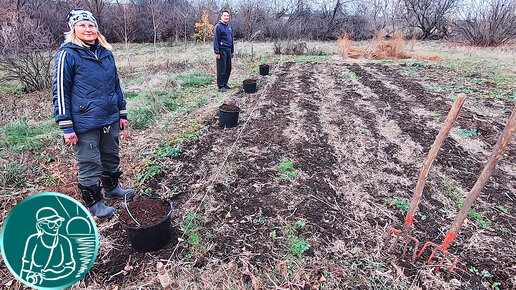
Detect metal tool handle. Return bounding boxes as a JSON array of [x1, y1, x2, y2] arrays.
[[440, 102, 516, 250], [403, 94, 467, 230]]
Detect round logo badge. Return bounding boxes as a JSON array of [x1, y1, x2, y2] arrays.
[[0, 192, 99, 289]]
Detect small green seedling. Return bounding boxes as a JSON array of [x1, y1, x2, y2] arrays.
[[136, 162, 162, 185], [278, 160, 297, 179], [457, 128, 479, 139], [156, 146, 182, 158], [183, 214, 201, 248], [386, 196, 409, 212], [253, 209, 267, 224], [468, 209, 491, 230]]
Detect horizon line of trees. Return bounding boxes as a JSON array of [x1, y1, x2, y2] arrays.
[[1, 0, 516, 91], [1, 0, 516, 52]]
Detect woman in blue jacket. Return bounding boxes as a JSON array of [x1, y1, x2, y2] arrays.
[[52, 9, 134, 217]]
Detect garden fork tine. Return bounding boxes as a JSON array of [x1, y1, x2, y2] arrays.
[[418, 101, 516, 272], [385, 94, 467, 261]]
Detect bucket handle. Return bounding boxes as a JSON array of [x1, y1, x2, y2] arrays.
[[124, 194, 141, 227]]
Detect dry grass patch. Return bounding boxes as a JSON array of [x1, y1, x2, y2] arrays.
[[338, 31, 442, 61]]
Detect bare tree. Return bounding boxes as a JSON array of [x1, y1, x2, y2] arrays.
[[454, 0, 516, 46], [403, 0, 459, 39], [85, 0, 106, 28], [0, 6, 55, 91], [236, 1, 266, 40]]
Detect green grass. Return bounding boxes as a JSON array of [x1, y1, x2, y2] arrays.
[[174, 70, 213, 87], [289, 55, 329, 63], [497, 205, 509, 214], [440, 55, 516, 89], [129, 106, 157, 129], [35, 174, 59, 187], [124, 91, 141, 100], [0, 118, 56, 153], [0, 82, 27, 94], [0, 162, 27, 188], [162, 97, 183, 111]]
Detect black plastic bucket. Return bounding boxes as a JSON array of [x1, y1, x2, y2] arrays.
[[219, 105, 240, 128], [259, 64, 269, 76], [123, 200, 173, 252], [243, 79, 257, 93]]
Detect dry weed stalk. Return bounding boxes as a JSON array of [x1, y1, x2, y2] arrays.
[[338, 30, 440, 61], [370, 30, 411, 60], [337, 34, 366, 59]]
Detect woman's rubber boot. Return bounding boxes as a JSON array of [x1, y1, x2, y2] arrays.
[[79, 183, 116, 217], [101, 170, 135, 200]]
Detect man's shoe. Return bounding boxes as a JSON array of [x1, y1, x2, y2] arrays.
[[224, 85, 232, 89], [218, 87, 228, 92]]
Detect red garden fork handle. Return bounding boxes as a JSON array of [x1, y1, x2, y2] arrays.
[[418, 102, 516, 272], [403, 94, 467, 232], [443, 101, 516, 244]]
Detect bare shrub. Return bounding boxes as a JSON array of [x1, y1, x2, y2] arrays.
[[0, 52, 54, 92], [0, 9, 56, 91], [403, 0, 460, 39], [454, 0, 516, 46], [273, 42, 308, 55]]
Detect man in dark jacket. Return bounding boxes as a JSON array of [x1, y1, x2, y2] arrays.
[[213, 10, 234, 92]]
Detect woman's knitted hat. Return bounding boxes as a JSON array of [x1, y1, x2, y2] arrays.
[[67, 8, 97, 30]]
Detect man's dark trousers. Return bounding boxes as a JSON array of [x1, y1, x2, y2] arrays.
[[217, 48, 232, 88]]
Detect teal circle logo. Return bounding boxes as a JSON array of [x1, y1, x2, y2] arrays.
[[0, 192, 99, 289]]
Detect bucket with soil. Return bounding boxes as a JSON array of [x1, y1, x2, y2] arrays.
[[243, 79, 257, 93], [119, 197, 173, 252], [259, 64, 270, 76], [219, 103, 240, 128]]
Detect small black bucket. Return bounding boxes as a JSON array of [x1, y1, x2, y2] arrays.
[[124, 200, 173, 252], [259, 64, 270, 76], [243, 79, 257, 93], [219, 105, 240, 128]]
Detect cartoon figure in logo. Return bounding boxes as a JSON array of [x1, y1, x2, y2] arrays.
[[20, 207, 76, 285]]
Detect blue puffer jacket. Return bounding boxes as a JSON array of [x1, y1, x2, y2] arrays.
[[52, 42, 127, 134]]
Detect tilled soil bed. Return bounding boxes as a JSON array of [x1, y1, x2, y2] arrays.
[[84, 61, 515, 289]]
